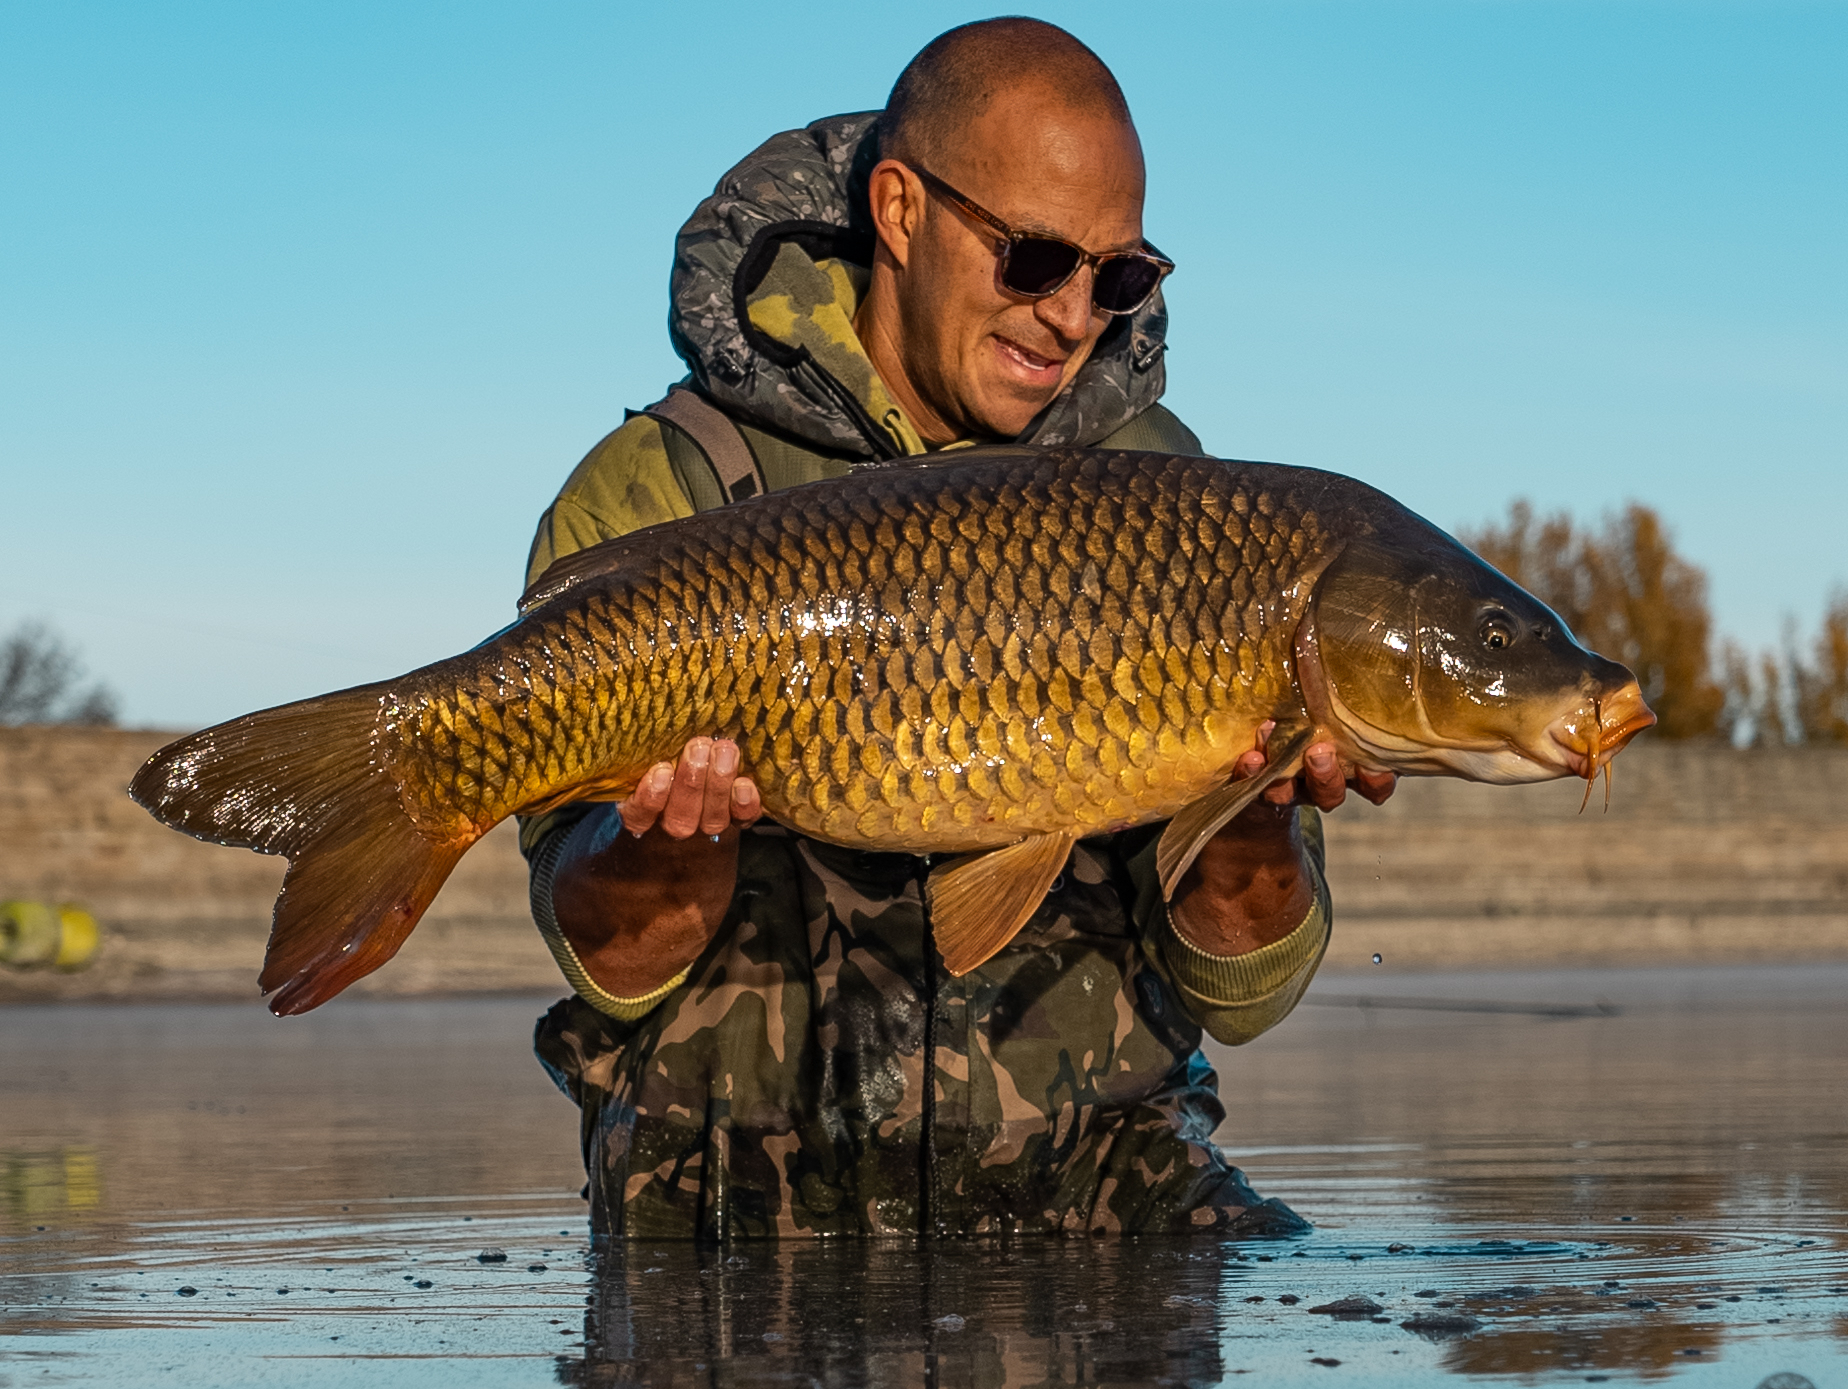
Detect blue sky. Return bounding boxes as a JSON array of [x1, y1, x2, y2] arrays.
[[3, 1, 1842, 729]]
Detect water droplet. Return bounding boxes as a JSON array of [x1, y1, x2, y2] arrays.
[[1372, 953, 1383, 965]]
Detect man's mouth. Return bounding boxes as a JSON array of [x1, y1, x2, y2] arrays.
[[992, 334, 1066, 387]]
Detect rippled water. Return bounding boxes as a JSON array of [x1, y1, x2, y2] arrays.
[[2, 966, 1843, 1386]]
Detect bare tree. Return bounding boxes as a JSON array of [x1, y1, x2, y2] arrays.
[[0, 623, 119, 726]]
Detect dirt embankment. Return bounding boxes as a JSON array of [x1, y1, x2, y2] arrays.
[[3, 728, 1845, 1002]]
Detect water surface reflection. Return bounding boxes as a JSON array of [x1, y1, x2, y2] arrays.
[[2, 967, 1842, 1386]]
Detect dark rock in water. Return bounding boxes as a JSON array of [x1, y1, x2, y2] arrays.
[[1626, 1298, 1658, 1309], [414, 1280, 433, 1289], [1309, 1357, 1342, 1367], [1387, 1243, 1414, 1253], [1403, 1312, 1483, 1339], [1309, 1295, 1385, 1317], [176, 1286, 198, 1297], [1414, 1289, 1440, 1298], [1277, 1295, 1301, 1305], [477, 1248, 508, 1264]]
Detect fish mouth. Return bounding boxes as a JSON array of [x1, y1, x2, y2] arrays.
[[1547, 679, 1657, 778]]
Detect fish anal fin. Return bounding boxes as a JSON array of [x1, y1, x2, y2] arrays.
[[1155, 725, 1317, 900], [927, 832, 1077, 977]]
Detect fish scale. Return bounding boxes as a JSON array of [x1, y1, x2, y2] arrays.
[[383, 449, 1328, 854]]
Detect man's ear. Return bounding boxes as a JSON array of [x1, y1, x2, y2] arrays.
[[865, 159, 925, 271]]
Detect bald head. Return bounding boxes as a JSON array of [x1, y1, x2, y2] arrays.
[[881, 18, 1133, 168]]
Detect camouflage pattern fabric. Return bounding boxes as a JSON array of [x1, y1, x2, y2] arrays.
[[536, 824, 1310, 1240], [670, 112, 1170, 458]]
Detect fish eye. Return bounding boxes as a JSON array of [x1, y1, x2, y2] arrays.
[[1479, 611, 1517, 651]]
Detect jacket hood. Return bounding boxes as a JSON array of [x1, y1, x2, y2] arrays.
[[669, 111, 1171, 461]]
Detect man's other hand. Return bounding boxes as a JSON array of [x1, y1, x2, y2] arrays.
[[1232, 723, 1396, 812]]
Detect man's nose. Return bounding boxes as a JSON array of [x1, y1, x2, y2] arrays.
[[1034, 264, 1097, 345]]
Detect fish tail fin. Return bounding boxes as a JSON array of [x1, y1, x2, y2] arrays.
[[128, 685, 474, 1015]]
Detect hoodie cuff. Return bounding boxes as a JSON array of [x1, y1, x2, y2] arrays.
[[529, 818, 689, 1022], [1163, 896, 1328, 1004]]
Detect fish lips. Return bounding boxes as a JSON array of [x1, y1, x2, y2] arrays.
[[1547, 681, 1657, 778]]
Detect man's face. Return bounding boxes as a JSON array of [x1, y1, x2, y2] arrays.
[[886, 87, 1148, 441]]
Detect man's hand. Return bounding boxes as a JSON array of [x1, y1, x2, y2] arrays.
[[549, 736, 761, 998], [1238, 721, 1396, 812], [617, 735, 762, 841], [1169, 724, 1394, 959]]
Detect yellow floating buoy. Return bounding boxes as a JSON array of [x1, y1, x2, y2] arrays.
[[54, 907, 100, 970], [0, 900, 101, 971]]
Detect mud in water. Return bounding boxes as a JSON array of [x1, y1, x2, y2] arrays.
[[2, 965, 1843, 1386]]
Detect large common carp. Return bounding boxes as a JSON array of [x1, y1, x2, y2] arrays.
[[132, 448, 1653, 1014]]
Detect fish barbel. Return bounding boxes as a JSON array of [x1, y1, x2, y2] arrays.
[[131, 448, 1654, 1013]]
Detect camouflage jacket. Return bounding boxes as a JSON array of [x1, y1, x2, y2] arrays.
[[526, 112, 1332, 1240]]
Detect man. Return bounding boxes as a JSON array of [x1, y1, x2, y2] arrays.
[[522, 18, 1393, 1239]]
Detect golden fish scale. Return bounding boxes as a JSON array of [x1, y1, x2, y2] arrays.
[[385, 451, 1331, 851]]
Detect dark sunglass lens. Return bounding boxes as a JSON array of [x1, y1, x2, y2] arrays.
[[1093, 257, 1163, 314], [1003, 237, 1082, 296]]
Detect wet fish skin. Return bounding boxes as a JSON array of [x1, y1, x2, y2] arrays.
[[130, 446, 1649, 1013]]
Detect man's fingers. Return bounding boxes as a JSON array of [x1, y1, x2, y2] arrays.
[[730, 776, 763, 828], [617, 763, 674, 836], [655, 737, 714, 839], [697, 740, 740, 837], [1354, 768, 1398, 805], [617, 738, 768, 843], [1301, 743, 1348, 812]]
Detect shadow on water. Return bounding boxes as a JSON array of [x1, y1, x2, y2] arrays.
[[1, 968, 1844, 1386]]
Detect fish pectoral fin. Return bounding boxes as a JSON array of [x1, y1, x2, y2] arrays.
[[927, 832, 1078, 977], [1155, 725, 1316, 901]]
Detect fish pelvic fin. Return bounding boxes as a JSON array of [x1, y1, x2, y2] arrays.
[[1155, 725, 1316, 900], [928, 831, 1077, 977], [128, 686, 475, 1015]]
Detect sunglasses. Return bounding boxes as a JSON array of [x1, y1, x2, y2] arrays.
[[907, 164, 1174, 317]]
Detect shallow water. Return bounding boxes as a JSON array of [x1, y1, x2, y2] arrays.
[[2, 965, 1843, 1386]]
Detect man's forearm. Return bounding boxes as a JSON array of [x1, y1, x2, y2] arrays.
[[1167, 802, 1314, 956]]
